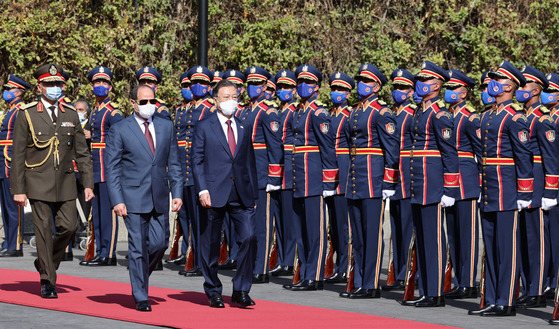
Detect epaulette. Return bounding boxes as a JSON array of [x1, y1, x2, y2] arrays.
[[314, 108, 327, 116], [20, 102, 37, 111], [435, 99, 447, 110], [111, 109, 123, 117], [156, 98, 166, 106], [436, 111, 452, 119], [468, 113, 479, 122], [207, 98, 215, 104], [539, 115, 553, 123], [63, 97, 73, 104], [540, 105, 550, 114], [61, 102, 76, 111], [315, 100, 325, 107], [264, 100, 278, 108], [377, 99, 388, 106], [512, 113, 527, 122], [465, 104, 476, 113], [409, 103, 418, 110], [239, 101, 249, 107], [511, 103, 522, 112]]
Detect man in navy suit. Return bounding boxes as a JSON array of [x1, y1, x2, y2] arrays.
[[193, 79, 259, 308], [105, 85, 183, 312]]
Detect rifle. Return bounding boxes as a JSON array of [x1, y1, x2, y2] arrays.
[[184, 244, 194, 271], [385, 233, 395, 286], [292, 246, 301, 284], [479, 246, 486, 309], [444, 245, 453, 293], [552, 268, 559, 320], [84, 212, 95, 261], [218, 230, 228, 265], [345, 241, 355, 293], [268, 228, 278, 270], [324, 229, 335, 278], [168, 213, 182, 261], [17, 206, 22, 246], [402, 231, 417, 301]]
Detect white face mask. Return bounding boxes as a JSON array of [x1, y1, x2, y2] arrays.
[[78, 112, 87, 124], [137, 104, 156, 119], [219, 100, 238, 116]]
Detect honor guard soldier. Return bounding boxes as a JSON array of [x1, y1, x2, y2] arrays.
[[11, 63, 94, 298], [265, 76, 276, 101], [383, 69, 417, 291], [516, 66, 559, 308], [401, 61, 459, 307], [236, 66, 283, 284], [323, 72, 353, 284], [79, 66, 123, 266], [136, 66, 170, 120], [282, 64, 337, 291], [268, 69, 299, 277], [443, 70, 481, 299], [467, 61, 533, 316], [480, 71, 496, 114], [339, 64, 399, 299], [0, 75, 29, 257]]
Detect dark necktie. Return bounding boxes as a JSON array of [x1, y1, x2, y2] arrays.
[[143, 121, 155, 155], [49, 106, 57, 124], [226, 119, 236, 156]]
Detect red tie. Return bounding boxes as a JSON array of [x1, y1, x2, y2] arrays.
[[226, 119, 236, 156], [143, 121, 155, 155]]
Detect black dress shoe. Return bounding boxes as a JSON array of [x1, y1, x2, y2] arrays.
[[382, 280, 405, 291], [181, 267, 203, 277], [468, 304, 496, 315], [290, 280, 324, 291], [153, 260, 163, 271], [445, 286, 478, 299], [325, 272, 348, 284], [218, 259, 237, 270], [231, 290, 256, 307], [516, 295, 547, 308], [165, 254, 186, 264], [136, 300, 151, 312], [269, 264, 283, 274], [272, 266, 294, 277], [252, 274, 270, 284], [87, 256, 117, 266], [415, 296, 445, 307], [0, 249, 23, 257], [348, 287, 381, 299], [401, 296, 426, 306], [545, 287, 556, 299], [41, 284, 58, 299], [61, 252, 73, 262], [550, 319, 559, 325], [480, 305, 516, 316], [209, 294, 225, 308]]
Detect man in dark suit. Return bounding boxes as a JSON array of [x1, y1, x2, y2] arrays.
[[105, 85, 183, 312], [193, 79, 259, 308]]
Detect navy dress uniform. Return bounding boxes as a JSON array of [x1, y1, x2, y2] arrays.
[[283, 64, 337, 291], [0, 75, 29, 257], [341, 64, 399, 298], [384, 69, 416, 289], [236, 66, 283, 282], [516, 66, 559, 308], [136, 66, 171, 120], [79, 66, 123, 266], [402, 61, 460, 307], [324, 72, 353, 284], [443, 70, 481, 299], [469, 61, 534, 316]]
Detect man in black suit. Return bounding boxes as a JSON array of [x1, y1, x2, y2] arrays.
[[193, 79, 259, 308]]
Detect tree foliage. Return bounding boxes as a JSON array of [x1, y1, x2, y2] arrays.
[[1, 0, 558, 111]]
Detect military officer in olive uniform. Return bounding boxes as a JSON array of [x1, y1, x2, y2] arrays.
[[11, 63, 94, 299]]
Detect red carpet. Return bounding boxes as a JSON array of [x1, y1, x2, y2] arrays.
[[0, 269, 455, 328]]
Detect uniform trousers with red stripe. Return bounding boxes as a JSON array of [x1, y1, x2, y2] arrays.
[[412, 203, 446, 297], [546, 207, 559, 291], [92, 182, 118, 258], [388, 198, 413, 281], [481, 210, 520, 306], [293, 195, 327, 281], [177, 185, 201, 267], [253, 189, 274, 275], [0, 178, 24, 251], [348, 198, 384, 289], [519, 207, 549, 296], [445, 198, 479, 288], [269, 189, 299, 267], [325, 194, 350, 275]]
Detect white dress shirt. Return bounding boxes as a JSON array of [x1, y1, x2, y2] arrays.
[[216, 111, 237, 144], [134, 112, 156, 148], [40, 98, 58, 122]]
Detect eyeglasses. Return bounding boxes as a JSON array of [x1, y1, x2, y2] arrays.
[[135, 99, 157, 105]]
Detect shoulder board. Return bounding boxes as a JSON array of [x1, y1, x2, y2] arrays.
[[20, 101, 37, 110], [539, 115, 553, 123], [207, 98, 215, 104], [377, 99, 387, 106], [239, 101, 249, 107], [379, 108, 391, 116], [315, 100, 325, 107], [111, 109, 123, 116], [465, 104, 476, 113], [342, 109, 350, 117], [263, 100, 278, 108], [63, 97, 72, 104], [156, 98, 166, 105], [436, 99, 446, 109], [436, 111, 452, 119], [314, 108, 327, 116], [468, 113, 479, 122], [512, 113, 527, 122], [540, 105, 550, 114], [409, 103, 418, 110], [61, 102, 76, 111], [510, 103, 522, 112], [293, 101, 300, 107]]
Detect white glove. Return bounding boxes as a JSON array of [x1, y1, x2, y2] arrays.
[[266, 184, 281, 192], [323, 190, 336, 198], [517, 200, 532, 212], [440, 195, 455, 208], [382, 190, 395, 200], [542, 198, 557, 211], [478, 193, 482, 203]]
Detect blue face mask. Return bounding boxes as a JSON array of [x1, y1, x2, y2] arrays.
[[93, 85, 110, 97], [191, 83, 208, 97], [515, 89, 534, 103], [181, 88, 193, 101], [541, 92, 559, 105], [481, 91, 495, 105], [2, 90, 17, 102], [444, 89, 463, 104], [265, 91, 274, 100], [487, 80, 509, 97], [392, 90, 410, 104], [357, 81, 374, 98], [276, 89, 294, 102], [44, 86, 62, 101], [330, 91, 348, 105], [415, 81, 436, 97], [209, 89, 213, 97], [247, 85, 264, 99], [413, 93, 423, 103], [297, 82, 315, 98]]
